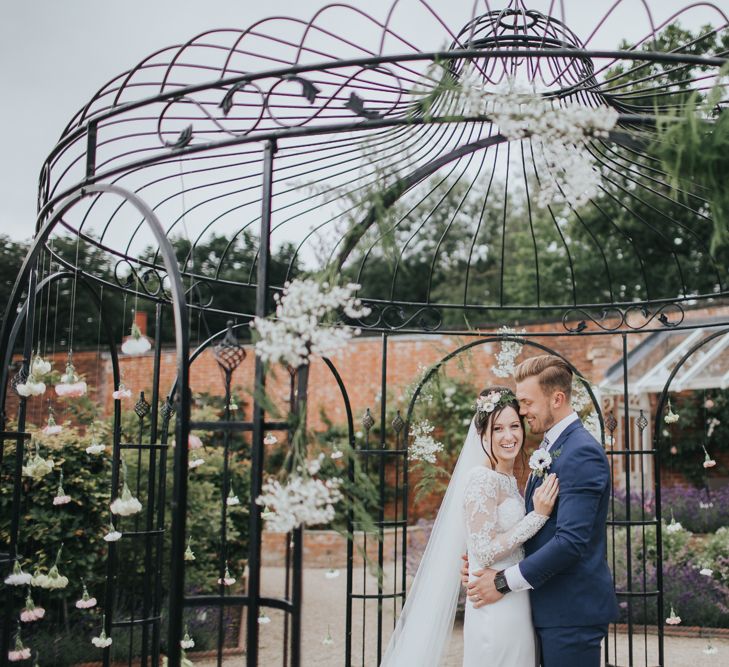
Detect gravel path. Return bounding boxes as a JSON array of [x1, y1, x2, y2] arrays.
[[193, 567, 728, 666]]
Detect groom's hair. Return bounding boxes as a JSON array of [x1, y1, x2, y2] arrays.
[[515, 354, 572, 400]]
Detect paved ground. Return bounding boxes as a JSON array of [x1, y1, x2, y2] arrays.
[[194, 566, 727, 666]]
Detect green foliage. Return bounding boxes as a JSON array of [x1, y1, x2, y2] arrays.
[[699, 526, 729, 587]]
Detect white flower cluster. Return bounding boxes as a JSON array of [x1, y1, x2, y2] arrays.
[[408, 420, 444, 464], [583, 411, 602, 443], [4, 561, 32, 586], [251, 280, 370, 368], [256, 474, 343, 533], [457, 71, 618, 210], [492, 326, 525, 378], [16, 354, 52, 397], [529, 449, 553, 477]]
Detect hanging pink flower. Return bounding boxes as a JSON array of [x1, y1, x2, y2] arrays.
[[75, 583, 97, 609], [55, 362, 87, 398], [42, 413, 62, 436], [121, 322, 152, 356], [53, 471, 71, 506], [188, 434, 203, 450], [665, 605, 681, 625], [20, 592, 45, 622], [8, 634, 31, 661], [702, 445, 717, 468]]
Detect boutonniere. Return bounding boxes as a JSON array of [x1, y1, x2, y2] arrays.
[[528, 447, 562, 478]]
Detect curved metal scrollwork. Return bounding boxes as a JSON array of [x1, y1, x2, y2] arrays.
[[563, 302, 685, 332], [357, 303, 443, 331], [157, 64, 405, 148]]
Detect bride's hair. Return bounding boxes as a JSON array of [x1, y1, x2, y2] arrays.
[[475, 386, 526, 471]]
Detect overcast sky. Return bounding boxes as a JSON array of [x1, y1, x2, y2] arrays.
[[1, 0, 725, 243]]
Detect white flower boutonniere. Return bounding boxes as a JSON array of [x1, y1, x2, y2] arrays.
[[528, 449, 553, 478]]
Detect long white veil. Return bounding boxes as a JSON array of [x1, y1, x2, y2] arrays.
[[381, 418, 484, 666]]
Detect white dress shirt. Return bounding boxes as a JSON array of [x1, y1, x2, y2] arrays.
[[503, 411, 579, 592]]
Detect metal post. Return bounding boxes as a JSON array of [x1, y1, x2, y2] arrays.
[[246, 138, 277, 667]]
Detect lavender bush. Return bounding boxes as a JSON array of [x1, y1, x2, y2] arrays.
[[609, 485, 729, 534]]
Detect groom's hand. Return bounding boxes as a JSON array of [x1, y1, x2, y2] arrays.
[[460, 553, 469, 586], [466, 568, 502, 608]]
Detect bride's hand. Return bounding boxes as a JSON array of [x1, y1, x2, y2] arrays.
[[533, 473, 559, 516]]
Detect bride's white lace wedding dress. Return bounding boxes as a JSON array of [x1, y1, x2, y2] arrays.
[[462, 466, 547, 667]]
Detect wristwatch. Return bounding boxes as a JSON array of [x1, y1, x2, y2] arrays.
[[494, 569, 511, 595]]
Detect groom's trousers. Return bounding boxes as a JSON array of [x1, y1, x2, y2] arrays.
[[536, 624, 607, 667]]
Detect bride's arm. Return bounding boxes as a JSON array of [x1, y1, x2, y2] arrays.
[[464, 470, 549, 569]]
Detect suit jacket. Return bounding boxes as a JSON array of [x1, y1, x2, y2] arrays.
[[521, 419, 619, 628]]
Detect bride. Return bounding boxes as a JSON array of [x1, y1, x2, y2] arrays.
[[381, 387, 559, 666]]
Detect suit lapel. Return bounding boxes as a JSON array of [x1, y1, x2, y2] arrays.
[[525, 419, 582, 503]]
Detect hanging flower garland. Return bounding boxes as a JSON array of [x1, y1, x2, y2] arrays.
[[251, 279, 370, 368], [453, 68, 618, 210], [408, 420, 444, 464]]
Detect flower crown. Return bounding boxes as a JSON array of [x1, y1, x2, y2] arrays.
[[475, 389, 516, 415]]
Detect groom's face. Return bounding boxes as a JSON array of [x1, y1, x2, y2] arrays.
[[515, 375, 555, 437]]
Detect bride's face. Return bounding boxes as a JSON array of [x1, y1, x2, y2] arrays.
[[487, 406, 524, 463]]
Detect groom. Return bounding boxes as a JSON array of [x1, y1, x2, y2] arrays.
[[462, 354, 618, 667]]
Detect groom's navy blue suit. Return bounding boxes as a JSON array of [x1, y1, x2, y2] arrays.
[[521, 419, 619, 667]]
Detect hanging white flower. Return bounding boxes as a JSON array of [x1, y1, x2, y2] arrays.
[[666, 517, 683, 534], [112, 383, 132, 400], [664, 401, 679, 424], [322, 625, 334, 646], [31, 354, 52, 377], [188, 457, 205, 469], [4, 561, 32, 586], [86, 441, 106, 455], [263, 433, 278, 445], [103, 520, 122, 542], [91, 618, 113, 648], [16, 377, 46, 397], [256, 474, 343, 533], [41, 546, 69, 589], [55, 361, 87, 398], [75, 583, 97, 609], [325, 568, 340, 579], [703, 641, 718, 655], [30, 567, 49, 588], [184, 540, 196, 562], [331, 448, 344, 460], [257, 610, 271, 624], [226, 489, 240, 506], [110, 482, 143, 516], [22, 444, 55, 479], [180, 627, 195, 650], [251, 279, 370, 368], [121, 322, 152, 355], [700, 567, 714, 577], [408, 420, 444, 464]]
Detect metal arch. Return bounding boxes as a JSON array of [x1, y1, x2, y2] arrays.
[[651, 326, 729, 667], [0, 183, 192, 667]]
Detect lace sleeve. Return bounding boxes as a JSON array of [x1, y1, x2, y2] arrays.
[[464, 469, 548, 569]]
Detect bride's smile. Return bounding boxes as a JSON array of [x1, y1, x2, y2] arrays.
[[485, 406, 525, 473]]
